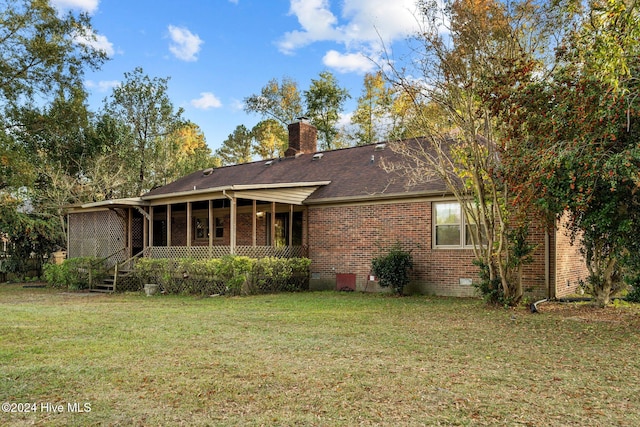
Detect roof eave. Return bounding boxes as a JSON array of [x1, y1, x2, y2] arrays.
[[141, 181, 332, 202], [303, 189, 452, 205]]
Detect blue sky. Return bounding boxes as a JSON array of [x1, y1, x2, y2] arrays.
[[52, 0, 421, 151]]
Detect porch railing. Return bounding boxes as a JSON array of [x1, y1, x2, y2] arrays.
[[148, 245, 308, 260]]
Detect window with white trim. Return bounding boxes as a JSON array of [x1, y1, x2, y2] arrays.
[[433, 201, 484, 248], [192, 215, 224, 241]]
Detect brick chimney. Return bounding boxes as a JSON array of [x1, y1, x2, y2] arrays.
[[285, 117, 317, 157]]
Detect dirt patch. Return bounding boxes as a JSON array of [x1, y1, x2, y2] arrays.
[[537, 300, 640, 325]]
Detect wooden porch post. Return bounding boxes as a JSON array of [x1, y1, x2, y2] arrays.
[[167, 204, 172, 247], [186, 201, 192, 257], [288, 205, 294, 247], [230, 196, 237, 255], [208, 200, 213, 257], [148, 206, 154, 249], [271, 201, 276, 246], [127, 208, 133, 258], [252, 199, 257, 247], [143, 207, 148, 250]]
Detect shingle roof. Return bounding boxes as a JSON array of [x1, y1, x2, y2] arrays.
[[143, 138, 448, 203]]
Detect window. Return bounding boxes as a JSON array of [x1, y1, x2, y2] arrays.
[[192, 216, 224, 241], [214, 217, 224, 238], [433, 201, 485, 248], [434, 202, 461, 246]]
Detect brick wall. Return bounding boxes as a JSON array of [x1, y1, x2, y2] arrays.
[[554, 214, 588, 298], [307, 201, 471, 296], [307, 200, 560, 298]]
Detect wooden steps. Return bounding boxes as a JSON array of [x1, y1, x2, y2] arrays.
[[89, 269, 132, 293]]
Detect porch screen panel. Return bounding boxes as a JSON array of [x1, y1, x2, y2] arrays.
[[67, 210, 126, 259], [67, 213, 83, 258]]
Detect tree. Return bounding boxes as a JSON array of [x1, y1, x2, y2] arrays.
[[244, 77, 304, 127], [216, 125, 253, 165], [152, 122, 216, 186], [103, 67, 184, 195], [0, 0, 106, 265], [251, 119, 287, 159], [0, 0, 106, 193], [351, 71, 393, 145], [383, 0, 556, 305], [502, 0, 640, 306], [0, 0, 106, 113], [304, 71, 350, 150]]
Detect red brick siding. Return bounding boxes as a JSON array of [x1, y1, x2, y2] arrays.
[[554, 215, 587, 298], [307, 200, 558, 297], [307, 201, 476, 296]]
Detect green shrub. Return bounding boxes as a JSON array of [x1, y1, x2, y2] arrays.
[[371, 243, 413, 295], [43, 263, 66, 289], [216, 255, 253, 295], [625, 273, 640, 303], [42, 257, 104, 290], [132, 256, 311, 296], [472, 259, 510, 306], [250, 257, 311, 293]]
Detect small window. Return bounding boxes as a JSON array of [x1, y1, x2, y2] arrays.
[[214, 217, 224, 238], [193, 215, 224, 241], [433, 201, 484, 248], [193, 216, 209, 241], [434, 202, 461, 246]]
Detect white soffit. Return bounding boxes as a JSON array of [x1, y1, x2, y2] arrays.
[[79, 197, 148, 209], [234, 186, 322, 205]]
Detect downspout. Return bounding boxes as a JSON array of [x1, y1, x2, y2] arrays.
[[545, 230, 550, 299], [532, 230, 552, 313]]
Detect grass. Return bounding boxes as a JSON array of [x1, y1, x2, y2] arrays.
[[1, 284, 640, 426]]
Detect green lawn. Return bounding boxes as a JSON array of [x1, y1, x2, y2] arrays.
[[1, 284, 639, 426]]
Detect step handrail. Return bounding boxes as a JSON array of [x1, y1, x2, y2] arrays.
[[111, 247, 151, 291], [83, 247, 127, 290]]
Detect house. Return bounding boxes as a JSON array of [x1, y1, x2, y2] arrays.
[[66, 119, 586, 298]]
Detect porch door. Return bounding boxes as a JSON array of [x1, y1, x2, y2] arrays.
[[131, 210, 145, 255], [153, 219, 167, 246], [267, 212, 303, 247]]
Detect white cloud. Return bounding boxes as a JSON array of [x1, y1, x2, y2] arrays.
[[322, 50, 375, 74], [167, 25, 203, 62], [191, 92, 222, 110], [85, 79, 120, 92], [279, 0, 420, 73], [340, 0, 419, 46], [278, 0, 340, 54], [230, 98, 245, 112], [51, 0, 99, 14], [74, 27, 115, 57]]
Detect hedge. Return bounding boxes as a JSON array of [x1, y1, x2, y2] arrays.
[[134, 256, 311, 296]]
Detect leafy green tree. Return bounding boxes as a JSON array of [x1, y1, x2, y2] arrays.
[[0, 0, 105, 111], [216, 125, 253, 165], [251, 119, 287, 159], [385, 0, 557, 305], [244, 77, 304, 127], [502, 0, 640, 306], [351, 71, 393, 145], [0, 200, 63, 278], [0, 0, 106, 193], [171, 122, 218, 172], [0, 0, 106, 265], [103, 67, 184, 195], [304, 71, 350, 150]]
